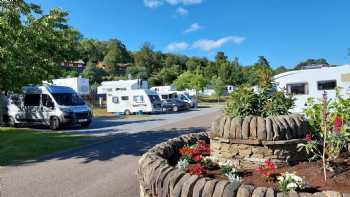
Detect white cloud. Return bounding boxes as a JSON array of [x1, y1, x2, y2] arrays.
[[166, 0, 202, 5], [192, 36, 245, 51], [144, 0, 202, 8], [184, 23, 202, 33], [176, 7, 188, 16], [166, 42, 189, 51], [144, 0, 163, 8]]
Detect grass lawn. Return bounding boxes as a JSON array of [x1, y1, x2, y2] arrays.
[[0, 128, 91, 166]]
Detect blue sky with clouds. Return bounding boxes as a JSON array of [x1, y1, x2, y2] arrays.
[[32, 0, 350, 68]]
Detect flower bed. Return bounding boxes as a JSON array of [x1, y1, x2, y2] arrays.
[[137, 132, 350, 197]]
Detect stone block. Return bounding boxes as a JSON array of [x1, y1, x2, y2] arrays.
[[224, 117, 232, 139], [192, 178, 207, 197], [171, 173, 191, 197], [202, 179, 218, 197], [219, 116, 227, 137], [313, 192, 327, 197], [242, 116, 252, 140], [212, 180, 229, 197], [235, 117, 243, 139], [250, 116, 258, 139], [237, 185, 255, 197], [265, 188, 275, 197], [323, 191, 342, 197], [257, 117, 267, 140], [266, 117, 273, 141], [181, 175, 200, 197], [252, 187, 267, 197], [222, 181, 241, 197]]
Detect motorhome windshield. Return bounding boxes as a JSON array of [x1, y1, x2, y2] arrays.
[[52, 93, 85, 106], [148, 95, 161, 103]]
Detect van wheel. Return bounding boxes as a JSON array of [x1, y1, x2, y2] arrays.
[[172, 106, 178, 112], [50, 116, 61, 130], [8, 116, 18, 128], [124, 109, 131, 116]]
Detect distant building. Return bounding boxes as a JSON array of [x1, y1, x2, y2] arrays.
[[61, 60, 85, 73], [96, 61, 132, 75]]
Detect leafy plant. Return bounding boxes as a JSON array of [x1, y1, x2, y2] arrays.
[[225, 84, 294, 117], [176, 159, 189, 171], [256, 160, 276, 182], [277, 172, 305, 193], [225, 171, 241, 183]]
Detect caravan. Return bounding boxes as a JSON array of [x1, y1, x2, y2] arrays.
[[274, 64, 350, 113], [7, 85, 92, 129], [106, 89, 162, 114]]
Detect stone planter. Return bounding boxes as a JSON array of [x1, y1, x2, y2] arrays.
[[137, 132, 349, 197], [210, 114, 308, 167]]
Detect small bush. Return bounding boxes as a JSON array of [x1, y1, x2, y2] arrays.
[[225, 84, 294, 117]]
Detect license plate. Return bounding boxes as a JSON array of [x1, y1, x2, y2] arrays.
[[78, 119, 88, 123]]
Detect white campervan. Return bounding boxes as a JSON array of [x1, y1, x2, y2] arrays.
[[106, 89, 162, 115], [7, 85, 92, 129], [274, 64, 350, 113]]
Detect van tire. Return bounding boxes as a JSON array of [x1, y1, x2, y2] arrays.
[[172, 106, 178, 112], [49, 116, 61, 130], [8, 116, 18, 128], [124, 109, 131, 116]]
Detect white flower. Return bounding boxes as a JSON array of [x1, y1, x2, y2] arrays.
[[176, 159, 189, 171], [225, 172, 241, 183], [287, 182, 298, 190]]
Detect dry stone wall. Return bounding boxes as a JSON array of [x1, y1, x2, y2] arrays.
[[211, 114, 307, 141], [137, 132, 350, 197]]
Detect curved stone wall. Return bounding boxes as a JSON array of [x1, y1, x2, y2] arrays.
[[211, 114, 307, 141], [137, 132, 350, 197]]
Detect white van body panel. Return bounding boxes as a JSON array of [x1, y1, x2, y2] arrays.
[[106, 89, 161, 113], [51, 77, 90, 95], [274, 65, 350, 113]]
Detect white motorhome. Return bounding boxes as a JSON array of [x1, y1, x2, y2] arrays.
[[50, 77, 90, 95], [274, 65, 350, 113], [7, 85, 92, 129], [106, 89, 162, 114], [97, 79, 148, 107]]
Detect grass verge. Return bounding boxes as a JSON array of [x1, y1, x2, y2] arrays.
[[0, 128, 91, 166]]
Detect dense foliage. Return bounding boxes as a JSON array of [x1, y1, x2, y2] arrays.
[[225, 85, 295, 117]]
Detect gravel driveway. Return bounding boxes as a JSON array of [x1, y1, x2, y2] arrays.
[[0, 107, 222, 197]]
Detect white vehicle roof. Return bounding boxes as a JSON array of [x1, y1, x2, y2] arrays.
[[23, 85, 76, 94]]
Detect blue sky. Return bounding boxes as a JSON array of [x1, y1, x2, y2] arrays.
[[32, 0, 350, 68]]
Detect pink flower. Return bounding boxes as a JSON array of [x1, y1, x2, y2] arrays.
[[304, 134, 312, 142], [263, 172, 270, 177], [334, 116, 343, 133]]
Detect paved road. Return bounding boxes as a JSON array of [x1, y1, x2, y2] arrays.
[[0, 107, 222, 197]]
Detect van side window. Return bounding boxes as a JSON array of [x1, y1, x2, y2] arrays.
[[286, 83, 308, 95], [317, 80, 337, 90], [42, 94, 54, 107], [133, 96, 144, 103], [121, 96, 129, 101], [24, 94, 40, 106], [112, 97, 119, 104], [161, 95, 168, 100]]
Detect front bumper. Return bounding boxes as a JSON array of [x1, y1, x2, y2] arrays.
[[61, 111, 92, 125]]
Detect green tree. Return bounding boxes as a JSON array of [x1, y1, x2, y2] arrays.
[[273, 66, 289, 75], [102, 39, 131, 76], [126, 66, 148, 79], [78, 39, 108, 63], [82, 61, 107, 84], [174, 71, 193, 91], [0, 0, 81, 92], [212, 76, 226, 103], [133, 42, 161, 77], [294, 58, 329, 70]]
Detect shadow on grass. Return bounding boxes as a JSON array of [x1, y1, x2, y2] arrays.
[[16, 126, 207, 165]]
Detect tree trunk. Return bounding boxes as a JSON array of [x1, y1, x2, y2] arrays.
[[0, 93, 4, 125]]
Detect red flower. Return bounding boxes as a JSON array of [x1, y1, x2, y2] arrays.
[[334, 116, 343, 133], [263, 172, 270, 177], [179, 147, 193, 157], [256, 166, 263, 173], [193, 140, 210, 156], [304, 133, 312, 142], [193, 155, 203, 162], [188, 164, 205, 176]]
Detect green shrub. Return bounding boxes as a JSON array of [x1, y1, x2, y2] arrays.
[[225, 84, 294, 117]]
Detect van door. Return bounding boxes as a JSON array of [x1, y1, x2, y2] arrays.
[[41, 94, 55, 123], [23, 94, 41, 122]]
